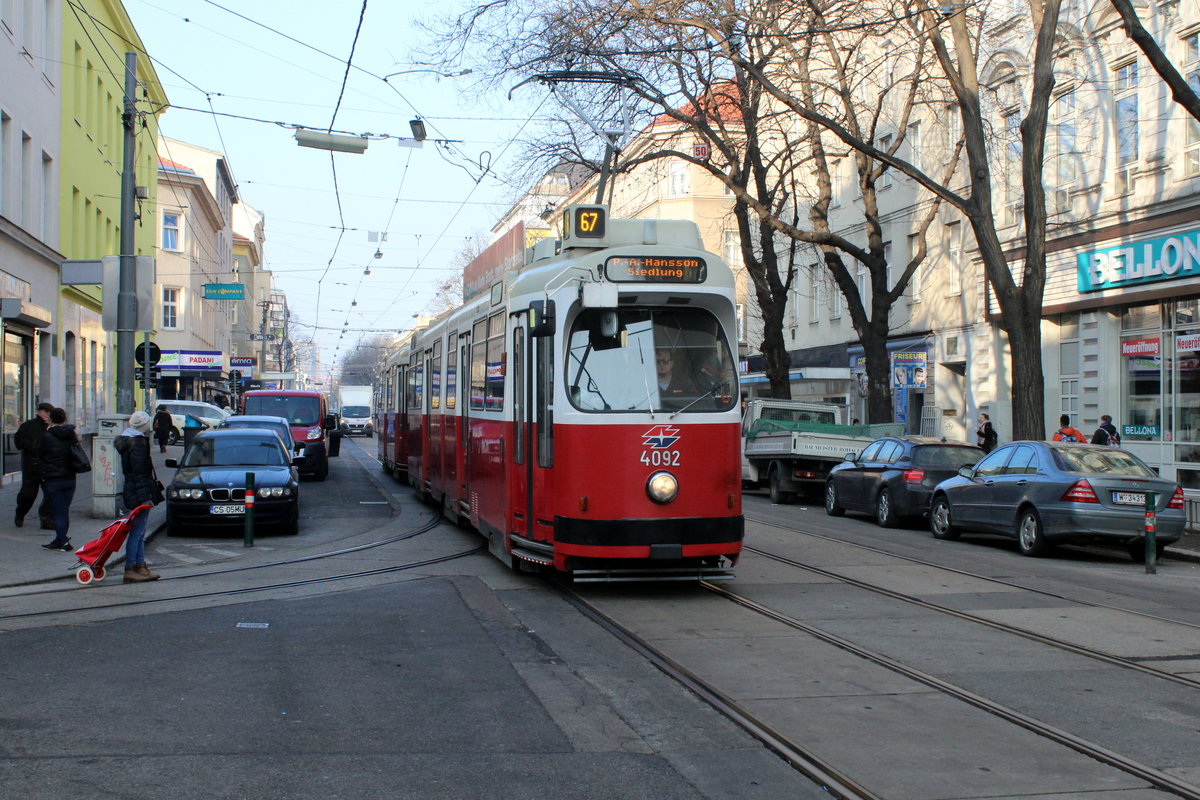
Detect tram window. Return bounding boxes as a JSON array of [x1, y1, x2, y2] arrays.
[[566, 307, 737, 413], [431, 341, 442, 410], [486, 312, 505, 410], [513, 327, 524, 464], [446, 331, 458, 410], [470, 320, 487, 411]]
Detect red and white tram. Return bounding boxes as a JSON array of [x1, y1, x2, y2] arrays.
[[377, 205, 743, 581]]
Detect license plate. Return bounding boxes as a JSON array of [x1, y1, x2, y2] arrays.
[[211, 504, 246, 515], [1112, 491, 1146, 506]]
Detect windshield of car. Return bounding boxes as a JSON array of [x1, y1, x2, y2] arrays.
[[243, 396, 321, 426], [183, 436, 289, 467], [914, 445, 984, 469], [1052, 446, 1157, 477], [565, 306, 737, 413], [342, 405, 369, 417]]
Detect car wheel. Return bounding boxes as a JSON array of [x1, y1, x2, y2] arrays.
[[876, 488, 900, 528], [769, 469, 795, 505], [314, 462, 329, 482], [167, 428, 180, 446], [1015, 507, 1051, 557], [825, 481, 845, 516], [283, 513, 300, 536], [1127, 540, 1166, 562], [930, 496, 959, 540]]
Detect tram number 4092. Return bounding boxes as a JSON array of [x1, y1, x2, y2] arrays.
[[640, 449, 681, 467]]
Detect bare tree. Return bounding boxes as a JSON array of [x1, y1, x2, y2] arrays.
[[1109, 0, 1200, 123], [431, 0, 954, 418]]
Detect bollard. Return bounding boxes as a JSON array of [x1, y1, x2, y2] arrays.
[[244, 471, 255, 548], [1144, 490, 1157, 575]]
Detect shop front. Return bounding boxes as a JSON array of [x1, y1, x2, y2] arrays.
[[1, 299, 52, 479], [1070, 222, 1200, 489], [156, 350, 226, 403]]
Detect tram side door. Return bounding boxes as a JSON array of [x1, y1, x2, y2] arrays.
[[522, 301, 555, 545], [510, 320, 529, 537]]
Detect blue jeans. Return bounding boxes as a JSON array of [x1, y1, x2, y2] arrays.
[[125, 509, 148, 565], [42, 478, 76, 544]]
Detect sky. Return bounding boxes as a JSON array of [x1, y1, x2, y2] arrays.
[[121, 0, 552, 384]]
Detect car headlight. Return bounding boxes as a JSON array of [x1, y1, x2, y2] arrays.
[[177, 488, 204, 500], [258, 487, 285, 498], [168, 488, 179, 499], [646, 471, 679, 504], [306, 427, 322, 441]]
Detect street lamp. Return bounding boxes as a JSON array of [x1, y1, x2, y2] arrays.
[[382, 68, 472, 82], [294, 127, 369, 154]]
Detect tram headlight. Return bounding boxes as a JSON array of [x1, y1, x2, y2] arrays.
[[646, 471, 679, 504]]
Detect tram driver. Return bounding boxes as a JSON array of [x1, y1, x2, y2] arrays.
[[656, 348, 700, 407]]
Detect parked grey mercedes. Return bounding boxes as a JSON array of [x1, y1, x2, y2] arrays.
[[928, 441, 1184, 560]]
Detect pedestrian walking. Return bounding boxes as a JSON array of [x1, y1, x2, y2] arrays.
[[14, 401, 55, 530], [975, 413, 998, 453], [39, 407, 84, 552], [1052, 414, 1088, 443], [113, 411, 162, 583], [1092, 414, 1122, 447], [152, 405, 173, 453]]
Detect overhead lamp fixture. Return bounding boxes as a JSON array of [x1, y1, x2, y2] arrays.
[[351, 300, 357, 306], [294, 128, 369, 154], [363, 266, 371, 275], [374, 249, 383, 259], [409, 118, 427, 142]]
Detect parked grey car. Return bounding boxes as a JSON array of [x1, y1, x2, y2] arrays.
[[217, 415, 299, 453], [928, 441, 1184, 560]]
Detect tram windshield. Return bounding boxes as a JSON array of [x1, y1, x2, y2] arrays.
[[566, 307, 738, 413]]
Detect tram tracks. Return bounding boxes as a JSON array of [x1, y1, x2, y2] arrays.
[[0, 513, 484, 623]]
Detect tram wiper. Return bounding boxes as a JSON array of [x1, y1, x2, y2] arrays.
[[569, 344, 610, 410], [669, 385, 726, 419]]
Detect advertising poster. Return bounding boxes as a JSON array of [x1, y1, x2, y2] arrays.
[[891, 352, 927, 389]]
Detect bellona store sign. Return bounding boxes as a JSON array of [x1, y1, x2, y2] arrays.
[[1077, 228, 1200, 292]]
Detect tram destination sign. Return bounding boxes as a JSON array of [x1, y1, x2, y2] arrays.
[[604, 255, 706, 283]]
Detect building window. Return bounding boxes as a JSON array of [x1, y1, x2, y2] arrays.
[[1050, 88, 1077, 194], [1185, 35, 1200, 176], [1059, 313, 1080, 420], [1115, 61, 1139, 193], [907, 233, 921, 303], [722, 229, 743, 268], [1003, 110, 1022, 162], [945, 221, 962, 296], [809, 268, 822, 323], [162, 287, 180, 329], [877, 133, 893, 189], [162, 212, 181, 250], [667, 159, 690, 196]]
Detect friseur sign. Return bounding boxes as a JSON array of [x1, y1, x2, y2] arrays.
[[1077, 228, 1200, 293], [203, 283, 245, 300]]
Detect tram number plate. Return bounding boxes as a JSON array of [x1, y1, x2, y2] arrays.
[[1111, 491, 1146, 506], [640, 450, 680, 467], [211, 504, 246, 515]]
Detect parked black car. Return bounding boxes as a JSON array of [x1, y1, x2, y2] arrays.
[[165, 429, 303, 535], [825, 436, 985, 527]]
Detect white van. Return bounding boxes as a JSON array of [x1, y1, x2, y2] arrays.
[[155, 400, 231, 444]]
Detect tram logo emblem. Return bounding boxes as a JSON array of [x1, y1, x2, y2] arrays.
[[642, 425, 681, 449]]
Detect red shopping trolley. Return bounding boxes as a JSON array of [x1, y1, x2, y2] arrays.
[[70, 504, 154, 585]]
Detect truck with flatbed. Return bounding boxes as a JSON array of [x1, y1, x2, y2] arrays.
[[741, 398, 892, 504]]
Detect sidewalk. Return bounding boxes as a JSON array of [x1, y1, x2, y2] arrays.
[[0, 445, 174, 588]]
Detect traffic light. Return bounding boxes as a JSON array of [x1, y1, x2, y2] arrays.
[[136, 364, 159, 389], [229, 369, 243, 393]]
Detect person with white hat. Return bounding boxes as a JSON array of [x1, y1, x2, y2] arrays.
[[113, 411, 161, 583]]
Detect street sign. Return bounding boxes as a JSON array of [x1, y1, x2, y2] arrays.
[[134, 341, 161, 366], [250, 333, 277, 341]]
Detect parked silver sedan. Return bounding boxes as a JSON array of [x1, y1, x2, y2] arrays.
[[928, 441, 1184, 560]]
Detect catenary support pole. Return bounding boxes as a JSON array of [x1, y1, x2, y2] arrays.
[[116, 51, 138, 414]]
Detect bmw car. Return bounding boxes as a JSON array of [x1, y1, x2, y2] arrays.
[[164, 429, 303, 535], [928, 441, 1184, 560]]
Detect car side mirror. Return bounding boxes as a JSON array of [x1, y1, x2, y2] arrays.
[[958, 465, 974, 479], [844, 452, 856, 462], [292, 456, 307, 467], [165, 458, 178, 468]]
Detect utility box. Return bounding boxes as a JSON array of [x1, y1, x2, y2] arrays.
[[92, 415, 128, 518]]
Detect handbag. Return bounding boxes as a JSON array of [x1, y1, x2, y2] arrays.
[[69, 440, 92, 474], [152, 479, 165, 505]]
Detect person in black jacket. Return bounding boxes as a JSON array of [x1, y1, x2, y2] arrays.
[[152, 406, 173, 453], [975, 413, 998, 453], [14, 402, 55, 529], [113, 411, 160, 582], [39, 408, 81, 552]]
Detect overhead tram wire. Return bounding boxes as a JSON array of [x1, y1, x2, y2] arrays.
[[369, 94, 552, 326], [312, 0, 370, 337]]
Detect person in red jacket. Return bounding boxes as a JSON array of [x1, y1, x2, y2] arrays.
[[1052, 414, 1087, 443]]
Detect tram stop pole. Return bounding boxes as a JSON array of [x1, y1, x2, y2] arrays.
[[244, 472, 255, 548], [1144, 491, 1157, 575]]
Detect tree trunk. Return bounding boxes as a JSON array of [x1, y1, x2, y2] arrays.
[[862, 333, 893, 425]]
